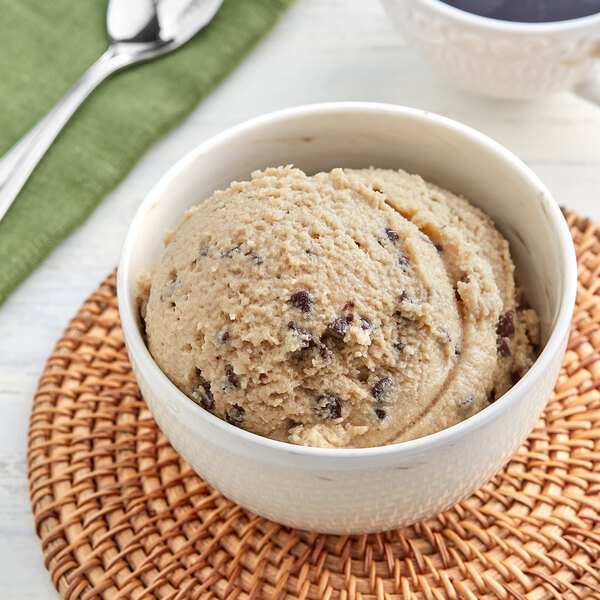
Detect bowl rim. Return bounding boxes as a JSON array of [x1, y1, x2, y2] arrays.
[[402, 0, 600, 32], [117, 101, 577, 460]]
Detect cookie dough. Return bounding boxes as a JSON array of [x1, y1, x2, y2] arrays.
[[137, 166, 539, 448]]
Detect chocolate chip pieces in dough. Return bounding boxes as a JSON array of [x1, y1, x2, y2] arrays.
[[137, 166, 539, 448]]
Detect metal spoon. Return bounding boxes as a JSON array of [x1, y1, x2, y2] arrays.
[[0, 0, 224, 221]]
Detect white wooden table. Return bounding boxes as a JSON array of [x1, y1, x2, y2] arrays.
[[1, 1, 599, 596]]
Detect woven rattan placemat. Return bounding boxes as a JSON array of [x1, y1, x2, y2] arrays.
[[28, 211, 600, 600]]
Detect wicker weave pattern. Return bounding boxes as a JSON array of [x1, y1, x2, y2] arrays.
[[28, 212, 600, 600]]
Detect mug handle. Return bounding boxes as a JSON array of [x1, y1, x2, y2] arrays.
[[574, 78, 600, 106]]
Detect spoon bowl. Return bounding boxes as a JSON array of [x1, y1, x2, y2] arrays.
[[0, 0, 225, 222], [107, 0, 224, 56]]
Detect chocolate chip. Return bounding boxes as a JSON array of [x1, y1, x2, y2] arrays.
[[220, 331, 230, 344], [434, 243, 443, 252], [394, 339, 406, 352], [192, 370, 214, 410], [226, 366, 239, 388], [342, 300, 355, 311], [317, 339, 329, 360], [460, 395, 475, 410], [226, 404, 245, 426], [222, 245, 241, 258], [290, 290, 313, 313], [497, 337, 511, 357], [194, 386, 214, 410], [315, 393, 342, 419], [385, 227, 399, 243], [327, 315, 354, 339], [360, 317, 372, 330], [224, 365, 239, 389], [305, 249, 314, 256], [375, 409, 386, 420], [245, 251, 263, 264], [496, 310, 515, 338], [288, 321, 313, 347], [455, 345, 461, 357], [371, 377, 394, 403]]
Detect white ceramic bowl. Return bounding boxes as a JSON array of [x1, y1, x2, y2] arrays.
[[381, 0, 600, 100], [117, 102, 576, 534]]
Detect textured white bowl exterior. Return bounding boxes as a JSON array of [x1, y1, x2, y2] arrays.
[[381, 0, 600, 98], [117, 103, 576, 533]]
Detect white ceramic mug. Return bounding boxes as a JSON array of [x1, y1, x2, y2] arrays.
[[381, 0, 600, 102]]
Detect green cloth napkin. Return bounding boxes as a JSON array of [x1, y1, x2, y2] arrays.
[[0, 0, 293, 305]]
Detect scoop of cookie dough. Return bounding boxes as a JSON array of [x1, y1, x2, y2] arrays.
[[137, 166, 539, 448]]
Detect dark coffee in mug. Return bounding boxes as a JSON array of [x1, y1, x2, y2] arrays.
[[440, 0, 600, 23]]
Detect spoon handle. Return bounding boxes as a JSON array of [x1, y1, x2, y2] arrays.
[[0, 47, 132, 222]]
